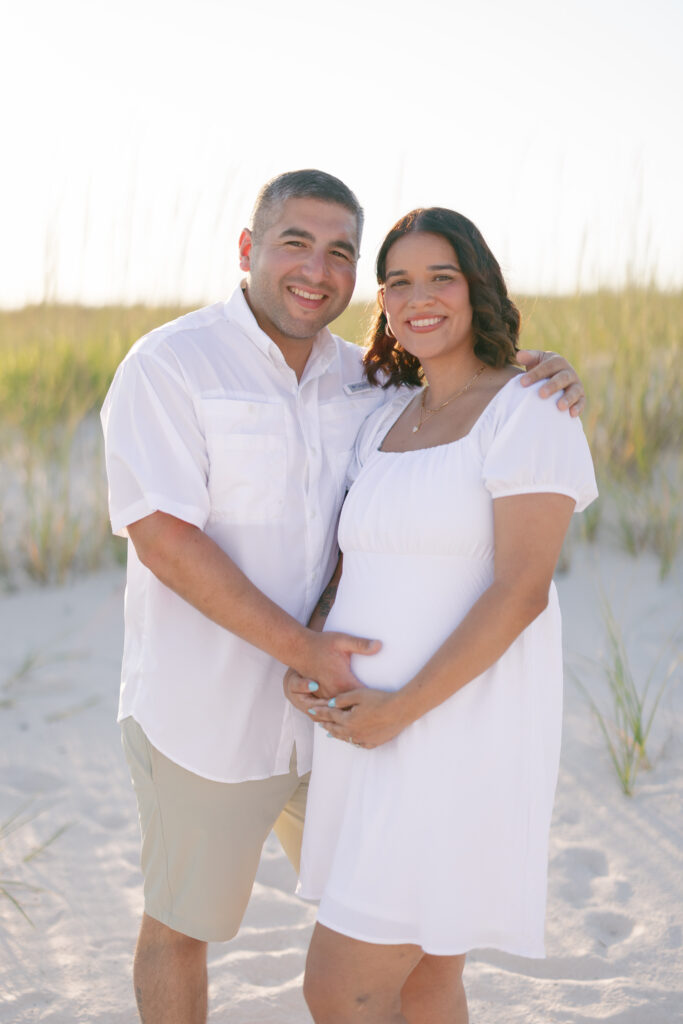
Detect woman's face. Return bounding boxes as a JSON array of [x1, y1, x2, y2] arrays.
[[381, 232, 473, 363]]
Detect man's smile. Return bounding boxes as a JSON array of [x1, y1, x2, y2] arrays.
[[287, 285, 328, 308]]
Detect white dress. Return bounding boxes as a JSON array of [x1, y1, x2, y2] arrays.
[[297, 377, 598, 957]]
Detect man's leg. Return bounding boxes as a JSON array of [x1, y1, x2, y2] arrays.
[[122, 719, 305, 1023], [134, 914, 207, 1024]]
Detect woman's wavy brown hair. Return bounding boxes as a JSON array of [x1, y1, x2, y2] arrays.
[[363, 208, 521, 388]]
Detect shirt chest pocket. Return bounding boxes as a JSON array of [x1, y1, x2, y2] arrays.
[[319, 398, 374, 496], [201, 398, 287, 524]]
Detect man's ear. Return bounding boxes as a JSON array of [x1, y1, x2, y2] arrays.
[[238, 229, 253, 272]]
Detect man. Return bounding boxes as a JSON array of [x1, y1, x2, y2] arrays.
[[101, 169, 584, 1024]]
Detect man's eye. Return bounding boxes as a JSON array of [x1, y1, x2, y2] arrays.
[[285, 240, 305, 248], [331, 250, 350, 261]]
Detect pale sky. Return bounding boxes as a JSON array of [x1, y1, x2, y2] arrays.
[[3, 0, 682, 307]]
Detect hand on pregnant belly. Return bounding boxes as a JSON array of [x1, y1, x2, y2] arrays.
[[312, 686, 414, 749]]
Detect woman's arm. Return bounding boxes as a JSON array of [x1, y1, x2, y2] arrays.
[[316, 492, 575, 747]]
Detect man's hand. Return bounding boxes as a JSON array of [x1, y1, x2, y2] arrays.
[[517, 350, 585, 417], [290, 631, 381, 701]]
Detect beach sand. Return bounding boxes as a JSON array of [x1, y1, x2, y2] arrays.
[[1, 542, 681, 1023]]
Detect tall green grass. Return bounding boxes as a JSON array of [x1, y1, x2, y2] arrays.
[[0, 289, 681, 584], [0, 305, 188, 583], [572, 595, 681, 795]]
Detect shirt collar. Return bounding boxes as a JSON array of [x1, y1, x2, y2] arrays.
[[224, 285, 338, 379]]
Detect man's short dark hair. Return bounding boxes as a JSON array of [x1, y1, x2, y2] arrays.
[[250, 169, 364, 245]]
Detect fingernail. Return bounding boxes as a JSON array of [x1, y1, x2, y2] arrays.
[[307, 708, 317, 715], [308, 681, 319, 692], [327, 698, 336, 707]]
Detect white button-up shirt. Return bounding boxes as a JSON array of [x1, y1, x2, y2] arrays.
[[101, 287, 390, 782]]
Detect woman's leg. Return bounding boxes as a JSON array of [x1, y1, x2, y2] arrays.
[[400, 953, 468, 1024], [304, 923, 424, 1023]]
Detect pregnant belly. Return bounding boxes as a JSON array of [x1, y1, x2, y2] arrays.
[[324, 551, 493, 691]]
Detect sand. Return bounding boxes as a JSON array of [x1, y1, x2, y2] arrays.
[[1, 541, 681, 1023]]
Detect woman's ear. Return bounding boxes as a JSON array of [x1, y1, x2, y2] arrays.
[[378, 286, 386, 315]]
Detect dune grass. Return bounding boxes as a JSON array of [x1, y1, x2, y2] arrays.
[[0, 305, 187, 583], [573, 595, 682, 795], [0, 288, 681, 584]]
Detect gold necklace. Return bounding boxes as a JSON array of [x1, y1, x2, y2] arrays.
[[413, 364, 486, 433]]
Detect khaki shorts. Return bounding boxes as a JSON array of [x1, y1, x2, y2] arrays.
[[121, 717, 309, 942]]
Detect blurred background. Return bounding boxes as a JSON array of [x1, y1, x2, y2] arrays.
[[0, 0, 682, 587], [3, 0, 682, 306]]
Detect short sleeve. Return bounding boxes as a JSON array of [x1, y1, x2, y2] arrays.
[[100, 349, 210, 537], [482, 382, 598, 513]]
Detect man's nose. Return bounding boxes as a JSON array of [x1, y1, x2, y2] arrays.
[[300, 248, 330, 281]]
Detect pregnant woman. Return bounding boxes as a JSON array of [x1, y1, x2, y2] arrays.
[[285, 207, 598, 1024]]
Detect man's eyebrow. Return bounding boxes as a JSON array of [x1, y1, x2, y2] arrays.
[[386, 263, 460, 279], [279, 227, 315, 242], [279, 227, 356, 256]]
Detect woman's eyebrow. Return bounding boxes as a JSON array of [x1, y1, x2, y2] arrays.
[[386, 263, 460, 279]]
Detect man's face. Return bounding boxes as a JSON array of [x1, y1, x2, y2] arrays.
[[239, 197, 359, 349]]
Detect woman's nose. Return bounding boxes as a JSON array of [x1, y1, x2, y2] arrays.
[[408, 281, 434, 304]]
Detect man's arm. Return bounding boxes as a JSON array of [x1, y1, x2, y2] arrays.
[[128, 513, 377, 691], [307, 554, 343, 634], [517, 350, 585, 416], [283, 554, 348, 711]]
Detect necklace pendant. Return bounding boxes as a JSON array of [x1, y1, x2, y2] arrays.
[[412, 424, 419, 433]]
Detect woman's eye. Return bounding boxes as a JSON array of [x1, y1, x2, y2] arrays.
[[388, 279, 408, 288]]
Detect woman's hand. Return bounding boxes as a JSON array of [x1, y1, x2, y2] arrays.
[[283, 667, 326, 714], [310, 687, 413, 749], [517, 350, 585, 416]]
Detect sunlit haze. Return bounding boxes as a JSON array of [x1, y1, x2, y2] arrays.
[[4, 0, 682, 307]]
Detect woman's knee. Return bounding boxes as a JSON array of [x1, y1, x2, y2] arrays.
[[303, 964, 343, 1021], [304, 949, 405, 1022]]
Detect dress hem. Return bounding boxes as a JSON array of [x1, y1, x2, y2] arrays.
[[315, 908, 546, 958]]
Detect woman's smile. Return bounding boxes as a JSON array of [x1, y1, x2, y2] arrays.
[[407, 315, 446, 331]]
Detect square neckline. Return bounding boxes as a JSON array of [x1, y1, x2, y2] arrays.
[[377, 373, 523, 455]]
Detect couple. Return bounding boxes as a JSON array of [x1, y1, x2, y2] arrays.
[[101, 169, 595, 1023]]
